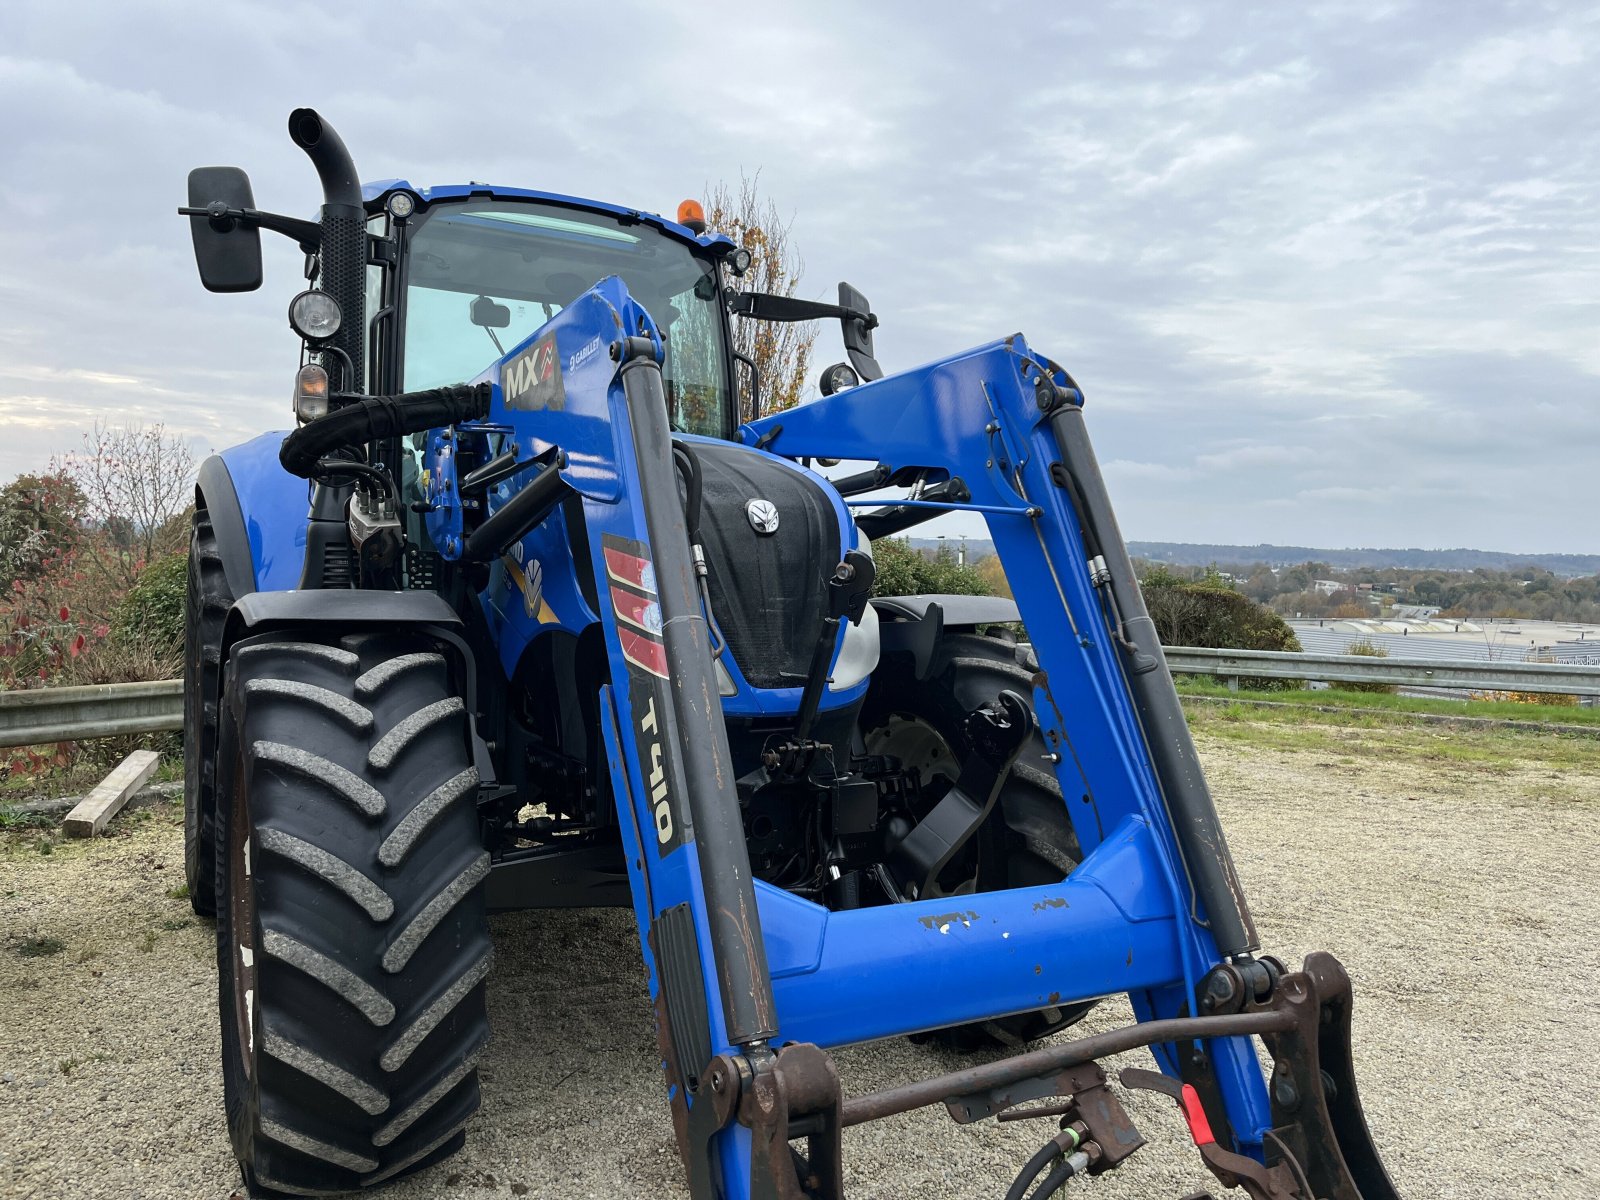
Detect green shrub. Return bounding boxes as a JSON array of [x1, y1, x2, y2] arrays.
[[869, 538, 991, 598], [1342, 637, 1396, 694], [1143, 577, 1302, 690], [112, 551, 187, 656]]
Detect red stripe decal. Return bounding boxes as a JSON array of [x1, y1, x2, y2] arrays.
[[603, 545, 655, 593], [611, 585, 662, 634], [620, 628, 669, 678]]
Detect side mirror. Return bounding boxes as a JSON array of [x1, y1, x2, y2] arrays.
[[186, 167, 263, 293], [470, 295, 511, 329], [837, 282, 882, 381]]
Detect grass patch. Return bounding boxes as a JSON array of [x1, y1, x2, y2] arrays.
[[17, 935, 66, 958], [58, 1053, 110, 1075], [166, 883, 190, 901], [0, 804, 54, 831], [1184, 694, 1600, 772], [1177, 677, 1600, 726]]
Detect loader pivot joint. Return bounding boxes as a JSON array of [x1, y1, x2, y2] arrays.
[[704, 1043, 845, 1200]]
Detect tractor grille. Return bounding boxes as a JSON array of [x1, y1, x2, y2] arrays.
[[692, 442, 841, 691]]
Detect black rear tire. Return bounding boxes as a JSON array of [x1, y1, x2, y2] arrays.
[[860, 628, 1094, 1049], [183, 507, 233, 918], [215, 629, 492, 1196]]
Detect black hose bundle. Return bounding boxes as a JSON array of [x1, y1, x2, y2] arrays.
[[279, 383, 491, 479]]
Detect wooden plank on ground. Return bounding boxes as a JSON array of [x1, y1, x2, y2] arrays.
[[62, 750, 162, 838]]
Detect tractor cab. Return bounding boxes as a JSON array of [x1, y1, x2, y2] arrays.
[[362, 186, 742, 440]]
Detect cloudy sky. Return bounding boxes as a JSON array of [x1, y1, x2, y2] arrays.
[[2, 1, 1596, 552]]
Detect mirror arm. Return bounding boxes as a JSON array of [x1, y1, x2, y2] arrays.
[[726, 289, 877, 328], [177, 205, 324, 255]]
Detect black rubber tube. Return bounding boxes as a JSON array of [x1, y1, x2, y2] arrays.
[[1048, 403, 1258, 957], [672, 441, 703, 545], [279, 385, 490, 478]]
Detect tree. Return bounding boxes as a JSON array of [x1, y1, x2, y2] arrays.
[[0, 471, 86, 591], [704, 175, 816, 419], [55, 422, 196, 602], [973, 553, 1012, 599]]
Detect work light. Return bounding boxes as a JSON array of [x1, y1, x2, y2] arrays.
[[288, 290, 342, 342], [819, 362, 860, 396]]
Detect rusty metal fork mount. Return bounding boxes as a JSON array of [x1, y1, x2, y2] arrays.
[[782, 951, 1397, 1200]]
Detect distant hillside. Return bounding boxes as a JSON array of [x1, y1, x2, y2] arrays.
[[905, 537, 1600, 577], [1126, 542, 1600, 577]]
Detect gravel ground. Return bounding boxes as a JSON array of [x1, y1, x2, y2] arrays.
[[2, 733, 1596, 1200]]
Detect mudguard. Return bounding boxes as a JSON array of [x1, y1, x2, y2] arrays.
[[197, 431, 310, 597], [871, 593, 1021, 626]]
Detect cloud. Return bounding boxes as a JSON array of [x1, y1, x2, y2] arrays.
[[0, 0, 1596, 553]]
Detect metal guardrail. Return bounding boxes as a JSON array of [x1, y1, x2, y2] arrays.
[[0, 679, 183, 748], [4, 647, 1600, 747], [1162, 646, 1600, 697]]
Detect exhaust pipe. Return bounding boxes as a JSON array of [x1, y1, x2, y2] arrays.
[[288, 108, 365, 391]]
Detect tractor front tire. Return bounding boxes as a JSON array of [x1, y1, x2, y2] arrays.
[[215, 630, 492, 1197], [861, 628, 1094, 1049], [183, 507, 234, 918]]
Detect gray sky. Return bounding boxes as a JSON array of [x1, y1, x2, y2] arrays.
[[2, 1, 1596, 552]]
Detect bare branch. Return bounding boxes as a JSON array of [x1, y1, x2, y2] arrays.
[[705, 174, 816, 419], [54, 422, 196, 605]]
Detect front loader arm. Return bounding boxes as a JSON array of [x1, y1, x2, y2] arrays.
[[742, 337, 1401, 1199], [460, 280, 1397, 1197]]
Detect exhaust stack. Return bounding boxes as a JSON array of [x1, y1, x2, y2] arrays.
[[288, 108, 366, 392]]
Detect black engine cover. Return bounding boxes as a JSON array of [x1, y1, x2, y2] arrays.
[[692, 442, 841, 690]]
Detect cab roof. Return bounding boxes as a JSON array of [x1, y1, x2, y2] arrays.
[[361, 179, 734, 253]]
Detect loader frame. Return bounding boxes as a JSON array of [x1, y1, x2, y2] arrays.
[[501, 280, 1398, 1199]]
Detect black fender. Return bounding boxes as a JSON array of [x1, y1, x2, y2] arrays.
[[871, 594, 1022, 683], [870, 593, 1021, 627], [195, 456, 257, 599]]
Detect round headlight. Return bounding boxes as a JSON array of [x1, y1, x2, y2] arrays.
[[729, 247, 753, 277], [386, 191, 417, 219], [819, 361, 860, 396], [288, 290, 343, 342]]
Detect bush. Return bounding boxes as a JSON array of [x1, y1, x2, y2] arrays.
[[1342, 637, 1396, 694], [112, 550, 187, 657], [869, 538, 991, 598], [1142, 577, 1302, 690]]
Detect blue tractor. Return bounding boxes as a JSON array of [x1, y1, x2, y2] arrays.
[[180, 110, 1399, 1200]]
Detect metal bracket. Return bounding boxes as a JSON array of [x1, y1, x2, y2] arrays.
[[690, 1044, 844, 1200], [886, 690, 1031, 898], [953, 1062, 1145, 1174]]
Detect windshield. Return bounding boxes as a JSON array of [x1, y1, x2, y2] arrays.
[[401, 200, 731, 438]]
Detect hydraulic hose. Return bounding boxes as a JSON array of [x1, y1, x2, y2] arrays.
[[672, 441, 704, 544], [279, 384, 491, 479]]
